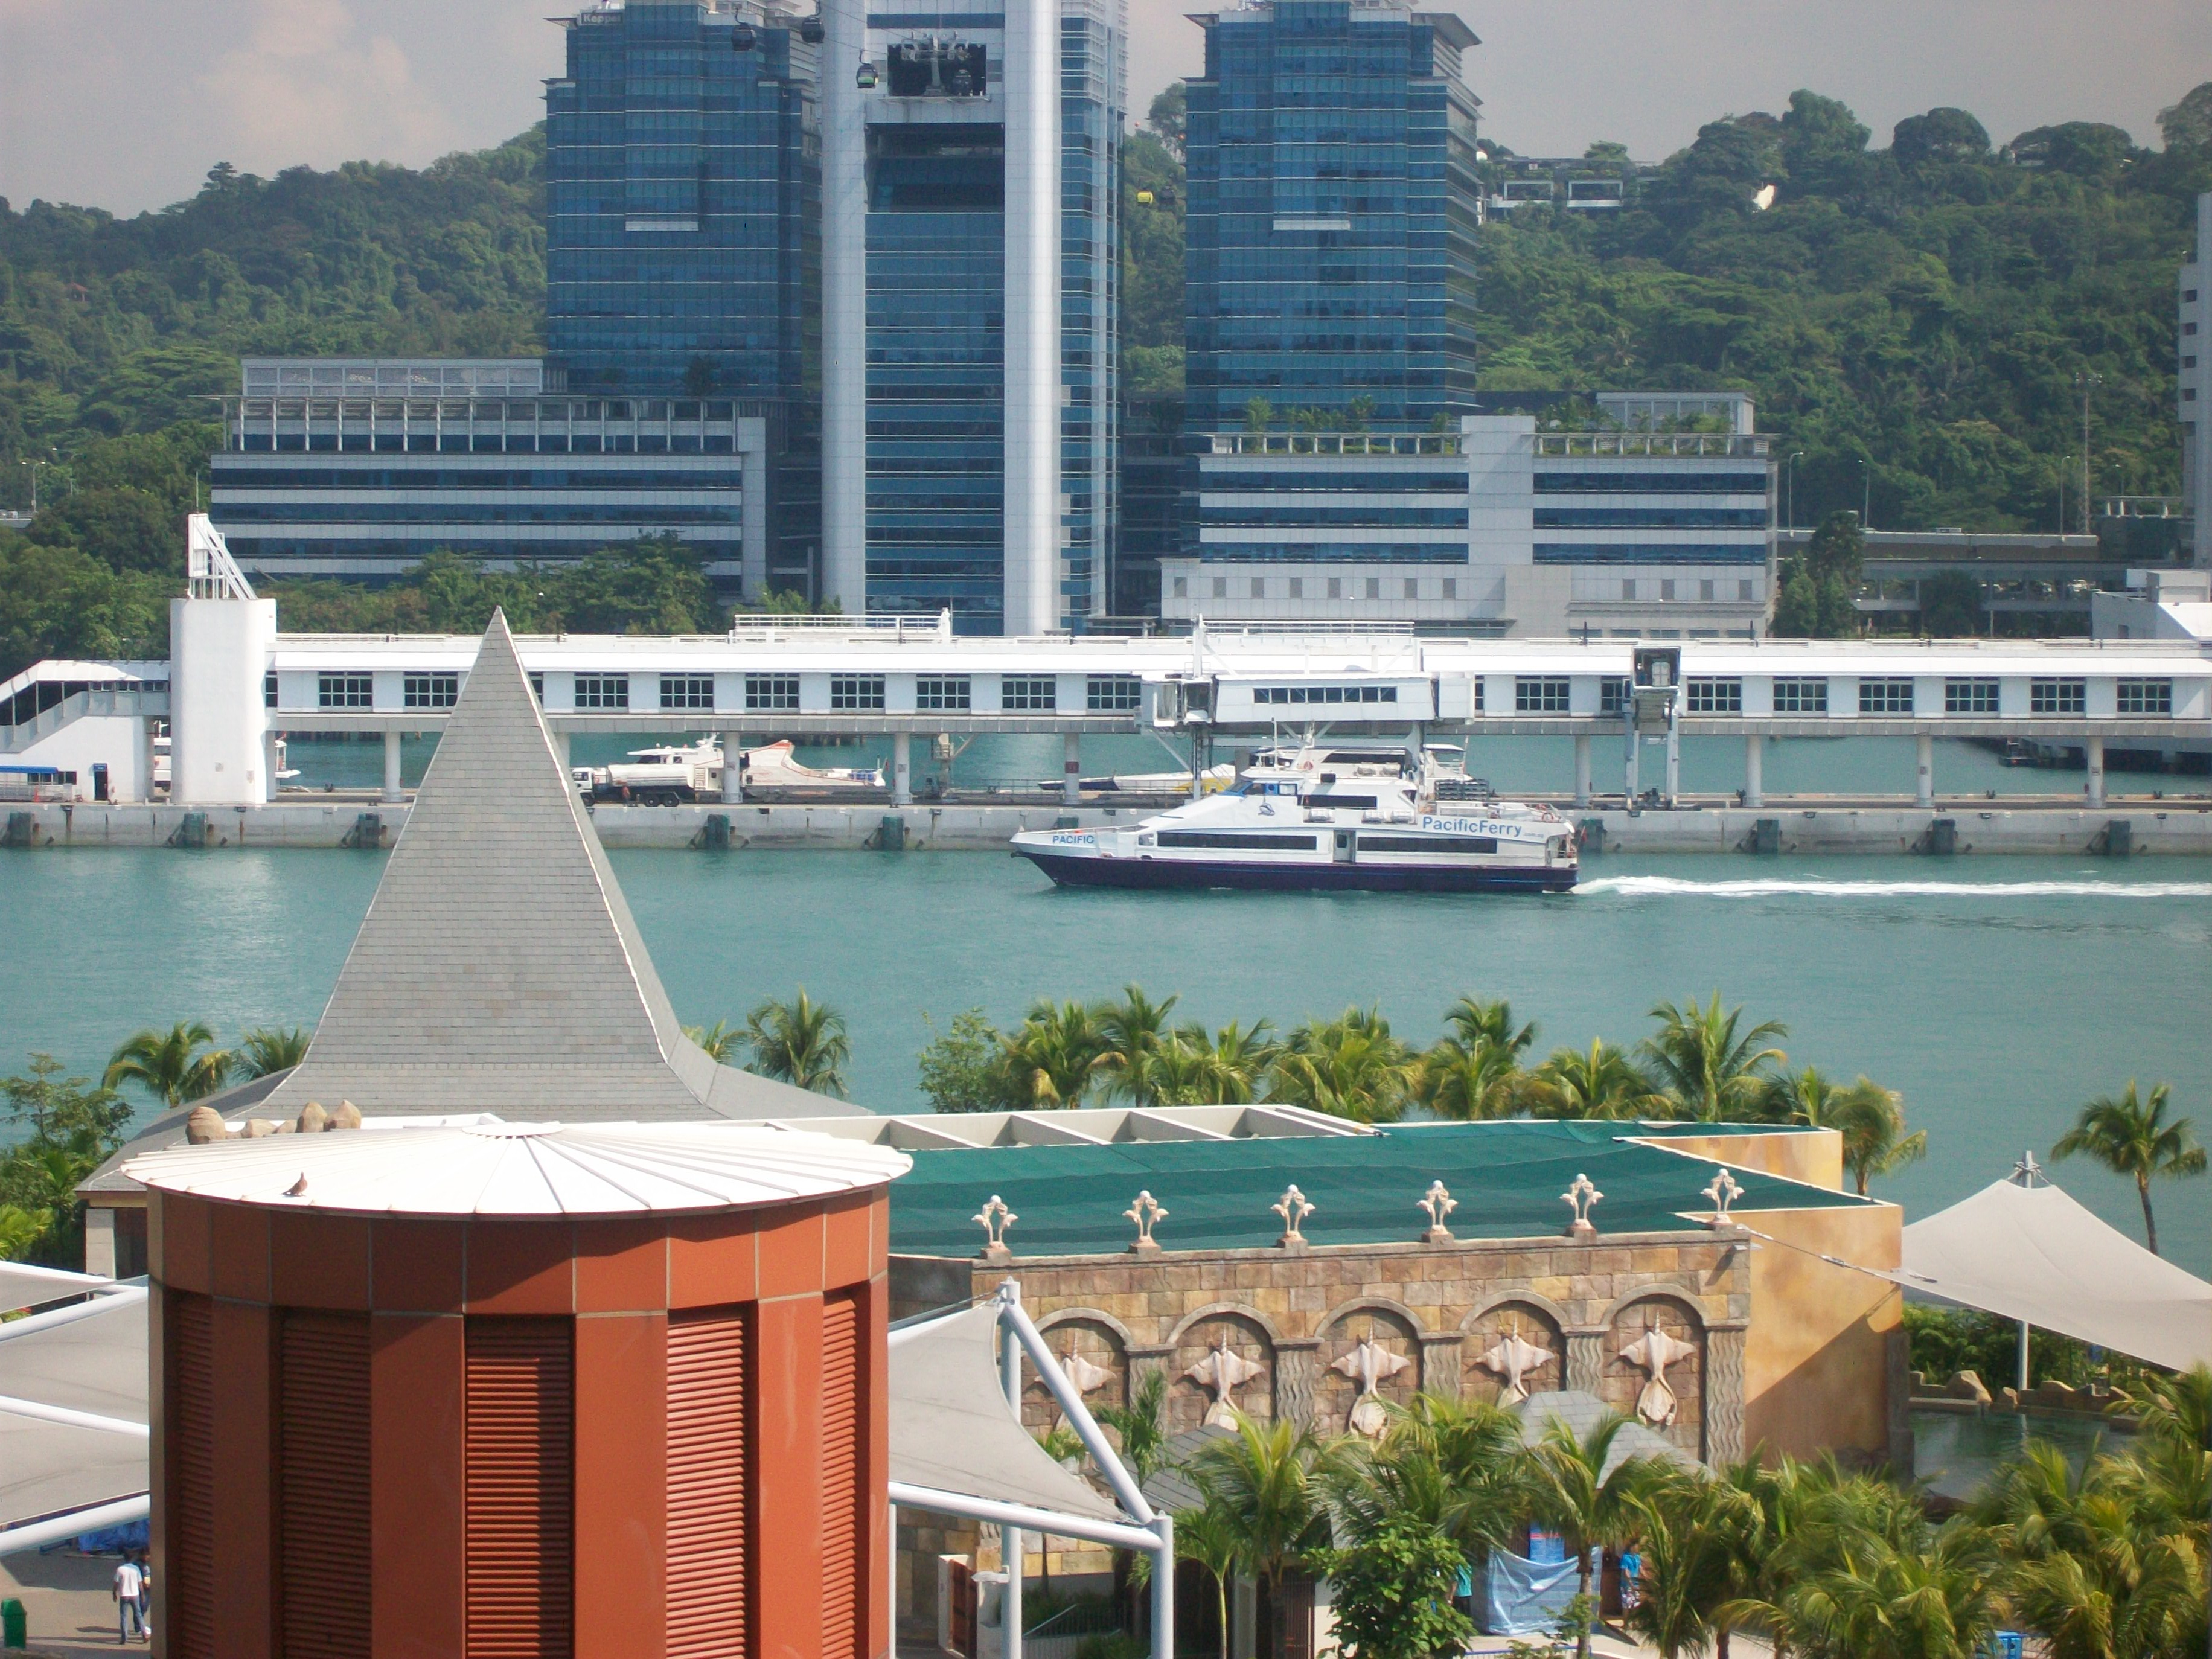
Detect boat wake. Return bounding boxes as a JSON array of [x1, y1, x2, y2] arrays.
[[1577, 875, 2212, 900]]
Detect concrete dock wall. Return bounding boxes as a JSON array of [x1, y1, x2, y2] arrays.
[[6, 798, 2211, 854]]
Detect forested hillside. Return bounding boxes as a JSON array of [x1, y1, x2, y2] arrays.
[[2, 83, 2209, 676]]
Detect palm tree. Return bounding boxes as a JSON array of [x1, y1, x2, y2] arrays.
[[1175, 1501, 1245, 1659], [2051, 1081, 2205, 1256], [1640, 994, 1788, 1122], [1267, 1008, 1414, 1125], [743, 989, 851, 1096], [1415, 998, 1535, 1122], [684, 1019, 744, 1063], [1325, 1391, 1526, 1561], [1093, 984, 1180, 1106], [1000, 999, 1105, 1108], [104, 1021, 231, 1109], [1095, 1367, 1172, 1489], [1832, 1080, 1925, 1197], [1773, 1521, 2001, 1659], [1192, 1020, 1278, 1105], [1520, 1410, 1661, 1659], [1528, 1039, 1663, 1121], [1763, 1064, 1847, 1128], [234, 1026, 310, 1079], [1625, 1467, 1754, 1659], [1189, 1412, 1331, 1659]]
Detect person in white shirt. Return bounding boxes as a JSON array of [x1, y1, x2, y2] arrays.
[[112, 1556, 146, 1643]]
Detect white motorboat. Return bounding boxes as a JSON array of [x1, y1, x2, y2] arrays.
[[1009, 744, 1577, 893]]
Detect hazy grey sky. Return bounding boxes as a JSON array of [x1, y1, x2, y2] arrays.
[[2, 0, 2207, 216]]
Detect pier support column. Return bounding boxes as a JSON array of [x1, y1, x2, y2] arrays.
[[1743, 734, 1763, 808], [892, 731, 913, 806], [1573, 735, 1592, 807], [382, 729, 403, 804], [1663, 721, 1681, 807], [1916, 732, 1934, 809], [2085, 736, 2105, 807], [1062, 731, 1081, 807], [1623, 726, 1639, 803], [722, 732, 743, 802]]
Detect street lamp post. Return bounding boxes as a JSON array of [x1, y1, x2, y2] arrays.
[[1787, 450, 1806, 532], [1856, 458, 1870, 531], [2058, 456, 2070, 537], [2073, 371, 2102, 537]]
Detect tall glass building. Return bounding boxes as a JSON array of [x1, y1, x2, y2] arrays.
[[822, 0, 1124, 634], [1183, 0, 1480, 436], [545, 0, 819, 400]]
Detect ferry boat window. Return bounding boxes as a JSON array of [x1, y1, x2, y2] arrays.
[[1945, 678, 1999, 715], [1156, 831, 1319, 851], [1599, 676, 1629, 714], [1859, 677, 1915, 716], [1086, 675, 1142, 712], [1515, 676, 1570, 714], [2117, 678, 2172, 716], [659, 673, 715, 711], [1003, 675, 1055, 711], [916, 675, 973, 712], [1686, 677, 1742, 715], [831, 674, 887, 712], [404, 673, 461, 711], [1360, 833, 1498, 855], [2030, 677, 2086, 716], [575, 673, 630, 711], [746, 674, 799, 711], [318, 673, 373, 711], [1772, 676, 1827, 714]]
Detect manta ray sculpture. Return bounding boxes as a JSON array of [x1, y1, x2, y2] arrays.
[[1475, 1327, 1556, 1403], [1331, 1338, 1414, 1437], [1185, 1336, 1265, 1428], [1617, 1327, 1697, 1427], [1053, 1341, 1115, 1427]]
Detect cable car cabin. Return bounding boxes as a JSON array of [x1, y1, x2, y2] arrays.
[[730, 21, 757, 49], [801, 14, 825, 40], [887, 39, 987, 97]]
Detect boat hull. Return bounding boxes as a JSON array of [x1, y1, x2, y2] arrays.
[[1013, 848, 1577, 894]]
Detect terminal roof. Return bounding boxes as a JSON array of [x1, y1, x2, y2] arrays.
[[257, 610, 840, 1121]]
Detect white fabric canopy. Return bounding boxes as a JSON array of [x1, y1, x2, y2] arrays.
[[888, 1305, 1125, 1524], [1900, 1177, 2212, 1372], [0, 1261, 116, 1317], [0, 1290, 149, 1546]]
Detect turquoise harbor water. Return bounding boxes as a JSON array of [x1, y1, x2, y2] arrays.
[[2, 844, 2207, 1273]]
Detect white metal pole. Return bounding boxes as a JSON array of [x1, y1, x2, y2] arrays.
[[1743, 732, 1762, 809], [1573, 733, 1591, 807], [1063, 731, 1081, 806], [1001, 1284, 1025, 1659], [1149, 1514, 1175, 1659], [1915, 732, 1934, 810], [383, 729, 403, 804], [2085, 735, 2105, 808], [892, 731, 913, 806]]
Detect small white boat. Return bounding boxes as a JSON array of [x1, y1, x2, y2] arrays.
[[1010, 743, 1577, 894]]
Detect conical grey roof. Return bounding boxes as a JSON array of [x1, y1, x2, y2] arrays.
[[264, 611, 840, 1120]]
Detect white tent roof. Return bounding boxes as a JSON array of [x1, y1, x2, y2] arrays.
[[0, 1291, 149, 1544], [0, 1261, 118, 1317], [1900, 1177, 2212, 1372], [889, 1305, 1125, 1524], [126, 1120, 910, 1217]]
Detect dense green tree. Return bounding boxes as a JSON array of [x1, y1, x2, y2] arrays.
[[1320, 1515, 1474, 1659], [1640, 993, 1788, 1121], [1268, 1006, 1415, 1124], [916, 1009, 1018, 1113], [1415, 997, 1536, 1121], [104, 1020, 231, 1108], [743, 988, 850, 1096], [1527, 1038, 1660, 1120], [234, 1026, 310, 1079], [1, 1054, 135, 1265], [1189, 1413, 1331, 1659], [1000, 999, 1107, 1108], [1093, 983, 1180, 1107]]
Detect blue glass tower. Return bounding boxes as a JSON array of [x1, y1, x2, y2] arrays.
[[1183, 0, 1480, 435], [545, 1, 818, 398]]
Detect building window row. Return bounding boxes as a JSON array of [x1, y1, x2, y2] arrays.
[[660, 674, 715, 711], [2117, 678, 2172, 716], [318, 674, 373, 711], [831, 674, 887, 712], [1945, 678, 1999, 715], [1003, 675, 1056, 712], [746, 674, 799, 711], [915, 675, 971, 712], [1514, 676, 1570, 714], [1772, 676, 1827, 714], [1859, 678, 1916, 715], [1087, 676, 1142, 713], [2030, 678, 2088, 717], [1687, 677, 1743, 715], [404, 673, 460, 711], [1252, 685, 1400, 706], [575, 673, 630, 711]]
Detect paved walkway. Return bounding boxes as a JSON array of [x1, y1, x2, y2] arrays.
[[0, 1548, 143, 1654]]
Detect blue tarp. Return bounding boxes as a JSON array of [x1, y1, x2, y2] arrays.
[[70, 1520, 149, 1554], [1478, 1547, 1599, 1636]]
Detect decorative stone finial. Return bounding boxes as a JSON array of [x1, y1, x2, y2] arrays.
[[244, 1119, 278, 1139], [1124, 1189, 1168, 1253], [973, 1194, 1017, 1262], [185, 1105, 226, 1145], [298, 1102, 328, 1135], [1702, 1166, 1744, 1226], [1417, 1179, 1457, 1242], [330, 1100, 362, 1130], [1562, 1172, 1603, 1238], [1273, 1184, 1315, 1248]]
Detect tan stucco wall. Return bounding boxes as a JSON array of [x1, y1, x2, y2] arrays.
[[1635, 1127, 1846, 1191], [1741, 1201, 1904, 1465]]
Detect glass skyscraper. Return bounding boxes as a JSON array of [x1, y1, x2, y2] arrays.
[[545, 0, 819, 400], [1183, 0, 1480, 436], [822, 0, 1124, 634]]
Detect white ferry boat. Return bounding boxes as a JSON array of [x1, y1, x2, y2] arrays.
[[1009, 744, 1578, 893]]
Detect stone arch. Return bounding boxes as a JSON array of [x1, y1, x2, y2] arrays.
[[1169, 1309, 1276, 1434], [1024, 1312, 1131, 1433], [1166, 1300, 1288, 1350], [1462, 1300, 1567, 1406], [1460, 1289, 1572, 1334], [1602, 1293, 1706, 1456], [1314, 1304, 1421, 1439], [1315, 1294, 1431, 1341]]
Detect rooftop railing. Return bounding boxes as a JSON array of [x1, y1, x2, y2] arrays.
[[1535, 432, 1770, 458], [1204, 432, 1464, 457]]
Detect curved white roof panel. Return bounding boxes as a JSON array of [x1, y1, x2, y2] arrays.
[[126, 1120, 911, 1218]]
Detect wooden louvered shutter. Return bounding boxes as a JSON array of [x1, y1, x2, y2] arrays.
[[164, 1291, 216, 1659], [465, 1319, 574, 1659], [819, 1291, 863, 1659], [278, 1311, 371, 1659], [666, 1309, 751, 1659]]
